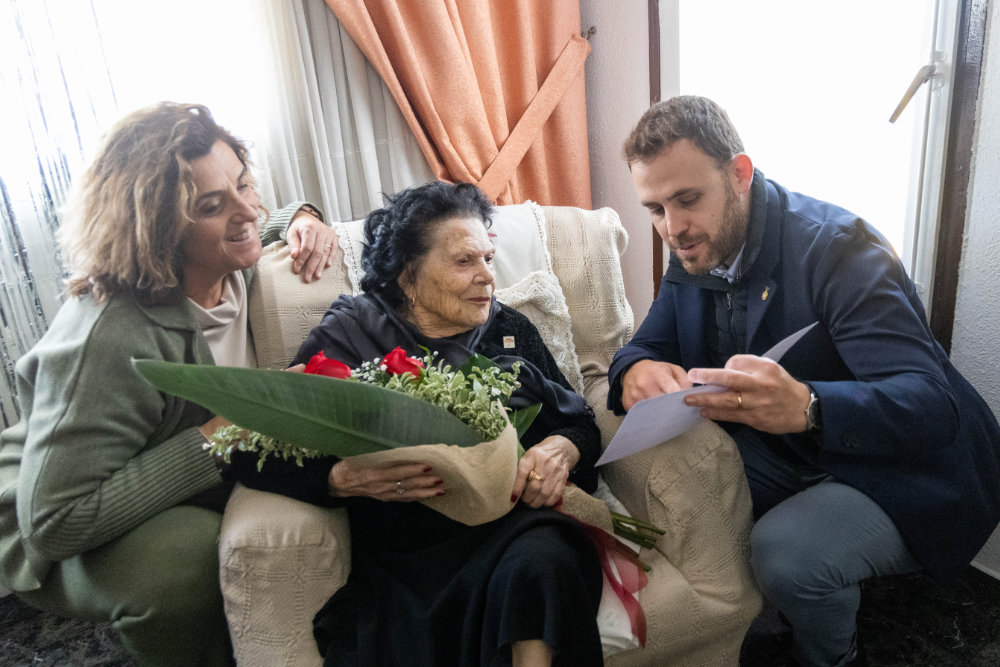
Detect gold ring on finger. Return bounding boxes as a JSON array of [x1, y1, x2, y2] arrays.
[[736, 391, 743, 409], [528, 470, 544, 482]]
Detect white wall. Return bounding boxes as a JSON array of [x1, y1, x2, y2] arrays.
[[580, 0, 677, 321], [953, 7, 1000, 579]]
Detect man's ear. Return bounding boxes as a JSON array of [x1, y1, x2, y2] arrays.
[[729, 153, 754, 194]]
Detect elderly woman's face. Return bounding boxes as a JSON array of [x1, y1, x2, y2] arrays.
[[402, 215, 495, 337], [182, 140, 262, 284]]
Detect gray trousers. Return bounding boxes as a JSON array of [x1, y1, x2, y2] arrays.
[[738, 434, 921, 667], [16, 505, 231, 666]]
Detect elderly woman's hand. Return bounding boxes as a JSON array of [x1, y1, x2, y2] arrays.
[[329, 460, 445, 502], [287, 207, 336, 283], [511, 435, 580, 509]]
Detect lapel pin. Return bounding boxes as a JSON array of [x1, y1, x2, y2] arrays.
[[762, 286, 770, 301], [503, 335, 516, 349]]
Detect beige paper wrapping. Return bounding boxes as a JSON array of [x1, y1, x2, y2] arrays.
[[345, 423, 521, 526], [560, 485, 614, 534], [340, 422, 613, 531]]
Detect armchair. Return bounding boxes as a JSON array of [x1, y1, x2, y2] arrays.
[[219, 204, 761, 665]]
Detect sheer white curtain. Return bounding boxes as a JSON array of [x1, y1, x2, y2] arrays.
[[0, 0, 431, 426], [253, 0, 434, 219], [0, 0, 119, 426]]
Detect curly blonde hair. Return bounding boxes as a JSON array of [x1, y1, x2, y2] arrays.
[[59, 102, 257, 303]]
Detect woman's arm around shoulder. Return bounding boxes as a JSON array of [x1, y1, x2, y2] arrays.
[[259, 202, 337, 283]]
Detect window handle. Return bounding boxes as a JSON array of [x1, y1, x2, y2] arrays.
[[889, 64, 937, 123]]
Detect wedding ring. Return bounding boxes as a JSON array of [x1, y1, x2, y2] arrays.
[[528, 470, 544, 482], [396, 480, 405, 495], [323, 243, 333, 249], [736, 391, 743, 409]]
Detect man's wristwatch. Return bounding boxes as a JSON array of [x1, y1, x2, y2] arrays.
[[804, 385, 822, 433]]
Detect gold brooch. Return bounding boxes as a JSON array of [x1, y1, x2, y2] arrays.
[[762, 286, 769, 301]]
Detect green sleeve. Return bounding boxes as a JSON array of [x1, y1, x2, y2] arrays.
[[258, 201, 326, 247], [15, 299, 222, 561]]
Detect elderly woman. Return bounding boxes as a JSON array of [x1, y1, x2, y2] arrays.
[[230, 181, 605, 666], [0, 102, 334, 665]]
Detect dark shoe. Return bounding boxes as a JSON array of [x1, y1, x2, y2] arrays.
[[844, 633, 868, 667]]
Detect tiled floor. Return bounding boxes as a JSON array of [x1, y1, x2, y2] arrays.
[[741, 566, 1000, 666]]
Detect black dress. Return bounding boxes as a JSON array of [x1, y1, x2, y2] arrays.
[[231, 296, 604, 666]]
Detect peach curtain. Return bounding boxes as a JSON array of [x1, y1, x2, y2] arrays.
[[323, 0, 592, 207]]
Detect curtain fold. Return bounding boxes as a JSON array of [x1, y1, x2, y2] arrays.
[[0, 0, 118, 426], [0, 0, 434, 425], [323, 0, 592, 207], [254, 0, 434, 221]]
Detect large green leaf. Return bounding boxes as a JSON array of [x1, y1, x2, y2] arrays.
[[511, 402, 541, 439], [457, 353, 499, 375], [133, 360, 484, 457]]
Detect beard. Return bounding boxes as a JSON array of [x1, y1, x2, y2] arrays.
[[670, 182, 748, 275]]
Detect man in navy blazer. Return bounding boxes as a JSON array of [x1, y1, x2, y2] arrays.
[[608, 96, 1000, 667]]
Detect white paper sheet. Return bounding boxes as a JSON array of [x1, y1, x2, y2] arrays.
[[596, 322, 818, 466]]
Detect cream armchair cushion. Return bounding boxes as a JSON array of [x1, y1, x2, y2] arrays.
[[225, 205, 761, 666]]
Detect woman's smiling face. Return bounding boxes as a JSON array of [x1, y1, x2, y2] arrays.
[[401, 215, 496, 338], [182, 140, 262, 294]]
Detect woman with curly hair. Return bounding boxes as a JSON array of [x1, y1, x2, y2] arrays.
[[0, 102, 334, 665]]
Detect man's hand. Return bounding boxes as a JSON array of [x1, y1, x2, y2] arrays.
[[685, 355, 812, 434], [621, 359, 693, 411], [286, 208, 336, 283]]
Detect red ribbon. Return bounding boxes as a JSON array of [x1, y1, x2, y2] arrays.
[[556, 506, 648, 647]]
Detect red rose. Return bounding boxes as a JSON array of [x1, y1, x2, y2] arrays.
[[304, 351, 352, 379], [382, 347, 425, 377]]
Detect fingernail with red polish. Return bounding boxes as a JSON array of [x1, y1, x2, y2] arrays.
[[436, 490, 446, 496], [510, 494, 519, 503], [433, 479, 444, 486], [423, 466, 432, 473]]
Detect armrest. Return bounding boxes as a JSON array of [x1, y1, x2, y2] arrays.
[[599, 416, 759, 604], [219, 483, 350, 667]]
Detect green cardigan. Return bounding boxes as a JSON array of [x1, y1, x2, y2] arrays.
[[0, 203, 311, 591]]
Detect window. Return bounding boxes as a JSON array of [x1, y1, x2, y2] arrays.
[[678, 0, 958, 314]]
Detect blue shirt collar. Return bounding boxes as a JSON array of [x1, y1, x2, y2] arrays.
[[709, 245, 746, 284]]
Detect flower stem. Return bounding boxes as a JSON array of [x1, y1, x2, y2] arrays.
[[609, 511, 665, 535]]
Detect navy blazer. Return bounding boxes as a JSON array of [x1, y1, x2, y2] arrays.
[[609, 174, 1000, 581]]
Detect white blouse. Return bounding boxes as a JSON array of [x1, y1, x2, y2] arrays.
[[188, 272, 257, 369]]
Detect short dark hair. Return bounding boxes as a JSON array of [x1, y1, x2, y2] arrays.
[[622, 95, 744, 169], [361, 181, 494, 310]]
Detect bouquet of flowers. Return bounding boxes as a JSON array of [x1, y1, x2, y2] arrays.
[[136, 347, 538, 525], [208, 348, 536, 469], [135, 347, 663, 538]]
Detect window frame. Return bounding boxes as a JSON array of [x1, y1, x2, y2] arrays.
[[929, 0, 988, 352]]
